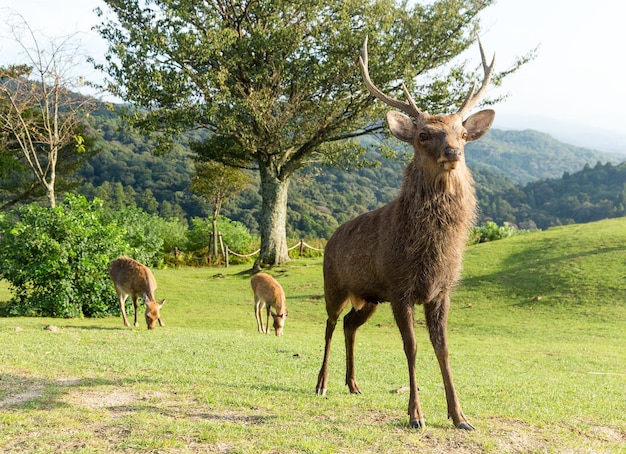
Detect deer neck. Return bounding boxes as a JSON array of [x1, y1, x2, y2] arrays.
[[396, 160, 477, 234]]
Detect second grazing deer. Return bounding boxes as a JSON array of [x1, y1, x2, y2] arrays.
[[251, 272, 288, 336], [315, 36, 496, 430]]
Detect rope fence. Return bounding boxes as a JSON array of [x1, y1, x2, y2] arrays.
[[224, 239, 324, 267]]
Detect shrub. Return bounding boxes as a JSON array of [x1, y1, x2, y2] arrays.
[[470, 221, 524, 244], [102, 207, 186, 266], [0, 194, 133, 317]]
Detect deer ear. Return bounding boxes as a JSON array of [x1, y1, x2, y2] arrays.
[[463, 109, 495, 142], [386, 111, 415, 143], [158, 299, 166, 307]]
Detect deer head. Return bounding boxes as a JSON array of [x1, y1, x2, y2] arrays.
[[359, 36, 496, 188], [144, 296, 166, 330], [270, 310, 288, 336]]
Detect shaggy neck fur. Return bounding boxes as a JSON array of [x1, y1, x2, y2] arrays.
[[393, 158, 477, 304]]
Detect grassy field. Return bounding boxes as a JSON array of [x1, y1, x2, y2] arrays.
[[0, 218, 625, 453]]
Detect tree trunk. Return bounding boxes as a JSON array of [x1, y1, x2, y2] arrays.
[[46, 182, 56, 208], [211, 216, 219, 261], [257, 163, 290, 266]]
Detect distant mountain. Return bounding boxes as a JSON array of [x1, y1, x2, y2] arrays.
[[466, 129, 618, 184], [493, 113, 626, 156]]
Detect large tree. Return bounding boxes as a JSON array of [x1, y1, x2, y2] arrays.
[[94, 0, 521, 265]]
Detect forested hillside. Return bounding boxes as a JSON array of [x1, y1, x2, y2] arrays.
[[465, 129, 614, 184], [71, 107, 625, 238], [482, 161, 626, 229]]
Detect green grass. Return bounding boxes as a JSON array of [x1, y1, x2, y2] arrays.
[[1, 218, 625, 453]]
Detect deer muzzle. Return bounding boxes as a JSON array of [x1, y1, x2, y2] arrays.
[[439, 148, 462, 171]]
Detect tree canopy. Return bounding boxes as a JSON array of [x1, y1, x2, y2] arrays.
[[94, 0, 521, 265]]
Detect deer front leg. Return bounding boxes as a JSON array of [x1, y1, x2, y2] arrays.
[[118, 294, 130, 327], [254, 300, 264, 333], [316, 317, 338, 396], [265, 305, 271, 334], [424, 296, 474, 430], [393, 303, 425, 429], [343, 303, 378, 394], [133, 297, 140, 327]]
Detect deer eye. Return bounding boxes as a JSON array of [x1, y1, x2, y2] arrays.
[[461, 131, 468, 140], [418, 132, 429, 141]]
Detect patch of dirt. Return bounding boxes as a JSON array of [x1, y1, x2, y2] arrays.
[[588, 425, 626, 444], [64, 390, 138, 409], [0, 376, 83, 409], [0, 382, 45, 408], [0, 374, 47, 409]]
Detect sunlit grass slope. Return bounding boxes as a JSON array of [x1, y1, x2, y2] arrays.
[[0, 218, 624, 452]]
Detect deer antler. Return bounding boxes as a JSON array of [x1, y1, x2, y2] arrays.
[[358, 36, 424, 119], [455, 35, 495, 118]]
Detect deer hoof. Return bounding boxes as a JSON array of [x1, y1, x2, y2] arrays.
[[410, 419, 426, 430], [456, 421, 475, 430], [315, 388, 327, 396]]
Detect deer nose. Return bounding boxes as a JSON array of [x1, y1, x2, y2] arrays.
[[444, 148, 462, 161]]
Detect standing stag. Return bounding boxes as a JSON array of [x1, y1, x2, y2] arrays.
[[315, 37, 495, 430], [109, 257, 166, 330]]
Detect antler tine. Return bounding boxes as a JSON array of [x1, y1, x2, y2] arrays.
[[359, 36, 424, 118], [456, 35, 496, 118]]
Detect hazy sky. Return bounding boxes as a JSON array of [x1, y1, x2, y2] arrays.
[[0, 0, 623, 136]]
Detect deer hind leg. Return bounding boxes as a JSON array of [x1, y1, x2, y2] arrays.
[[424, 296, 474, 430], [118, 293, 130, 327], [343, 302, 378, 394], [392, 302, 425, 429]]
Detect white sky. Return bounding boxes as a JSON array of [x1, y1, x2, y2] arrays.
[[0, 0, 624, 136]]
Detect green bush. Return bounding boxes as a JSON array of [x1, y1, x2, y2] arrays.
[[0, 194, 138, 317], [102, 207, 187, 266], [470, 221, 524, 244]]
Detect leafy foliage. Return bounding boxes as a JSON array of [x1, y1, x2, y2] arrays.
[[0, 195, 128, 317], [93, 0, 509, 264], [0, 194, 168, 317], [469, 220, 523, 244]]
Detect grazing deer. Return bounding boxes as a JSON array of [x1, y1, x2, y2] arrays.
[[315, 37, 496, 430], [109, 257, 165, 329], [251, 272, 288, 336]]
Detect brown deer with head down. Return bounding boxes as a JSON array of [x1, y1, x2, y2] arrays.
[[315, 37, 495, 430], [109, 257, 165, 330], [251, 272, 288, 336]]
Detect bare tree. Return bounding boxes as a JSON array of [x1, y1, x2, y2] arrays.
[[0, 13, 94, 207]]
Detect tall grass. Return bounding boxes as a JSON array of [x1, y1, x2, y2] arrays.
[[0, 218, 625, 453]]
